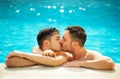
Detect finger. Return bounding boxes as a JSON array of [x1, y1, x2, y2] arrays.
[[50, 53, 54, 57], [53, 53, 56, 57], [46, 53, 49, 56], [42, 53, 47, 56]]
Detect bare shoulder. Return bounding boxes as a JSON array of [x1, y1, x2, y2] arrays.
[[86, 49, 103, 59], [87, 49, 101, 55], [32, 46, 43, 54]]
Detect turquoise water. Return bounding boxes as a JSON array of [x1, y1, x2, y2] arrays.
[[0, 0, 120, 63]]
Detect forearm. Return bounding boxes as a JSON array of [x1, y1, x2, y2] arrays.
[[6, 56, 37, 67], [80, 58, 115, 70], [22, 53, 68, 66]]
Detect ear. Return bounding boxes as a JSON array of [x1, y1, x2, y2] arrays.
[[72, 41, 78, 47], [43, 40, 50, 48]]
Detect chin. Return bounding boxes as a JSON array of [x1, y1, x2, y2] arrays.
[[62, 49, 67, 52]]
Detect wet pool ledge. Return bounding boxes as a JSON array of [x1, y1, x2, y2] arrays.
[[0, 63, 120, 79]]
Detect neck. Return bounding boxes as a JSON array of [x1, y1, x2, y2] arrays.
[[72, 46, 86, 60]]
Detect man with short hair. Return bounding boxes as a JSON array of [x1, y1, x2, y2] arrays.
[[6, 27, 68, 67], [61, 26, 115, 70]]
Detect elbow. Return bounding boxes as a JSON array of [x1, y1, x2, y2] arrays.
[[5, 57, 22, 68], [5, 59, 9, 67], [102, 57, 115, 70], [106, 57, 115, 70], [5, 59, 14, 67], [107, 61, 115, 70], [102, 60, 115, 70]]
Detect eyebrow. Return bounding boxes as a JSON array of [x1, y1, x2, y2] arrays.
[[56, 36, 60, 39]]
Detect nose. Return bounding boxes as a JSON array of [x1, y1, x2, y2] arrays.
[[59, 39, 63, 44]]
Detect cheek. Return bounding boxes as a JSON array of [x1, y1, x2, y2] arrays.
[[63, 42, 68, 46], [55, 41, 60, 46]]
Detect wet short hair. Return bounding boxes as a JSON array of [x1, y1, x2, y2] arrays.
[[37, 27, 59, 49], [66, 26, 86, 46]]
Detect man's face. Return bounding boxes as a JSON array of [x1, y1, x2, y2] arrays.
[[49, 32, 61, 52], [61, 30, 72, 52]]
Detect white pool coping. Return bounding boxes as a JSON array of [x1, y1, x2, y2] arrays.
[[0, 63, 120, 79]]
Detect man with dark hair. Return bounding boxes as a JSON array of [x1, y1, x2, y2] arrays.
[[6, 27, 68, 67], [6, 26, 115, 70], [37, 28, 60, 51], [37, 28, 61, 52], [61, 26, 115, 70]]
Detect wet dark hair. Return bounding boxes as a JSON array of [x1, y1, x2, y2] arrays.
[[66, 26, 86, 46], [37, 27, 59, 49]]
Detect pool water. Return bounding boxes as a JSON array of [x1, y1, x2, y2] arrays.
[[0, 0, 120, 63]]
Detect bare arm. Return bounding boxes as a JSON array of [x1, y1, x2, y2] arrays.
[[7, 51, 68, 66], [79, 56, 115, 70], [6, 56, 37, 67], [63, 51, 115, 70], [6, 50, 38, 67], [24, 53, 68, 66], [80, 51, 115, 70]]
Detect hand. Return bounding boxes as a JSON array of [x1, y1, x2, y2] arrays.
[[42, 50, 56, 57], [7, 50, 25, 59], [62, 61, 81, 67]]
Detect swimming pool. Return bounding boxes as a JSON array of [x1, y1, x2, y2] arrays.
[[0, 0, 120, 63]]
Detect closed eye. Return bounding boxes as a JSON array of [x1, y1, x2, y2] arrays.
[[62, 37, 66, 41], [56, 36, 60, 40]]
